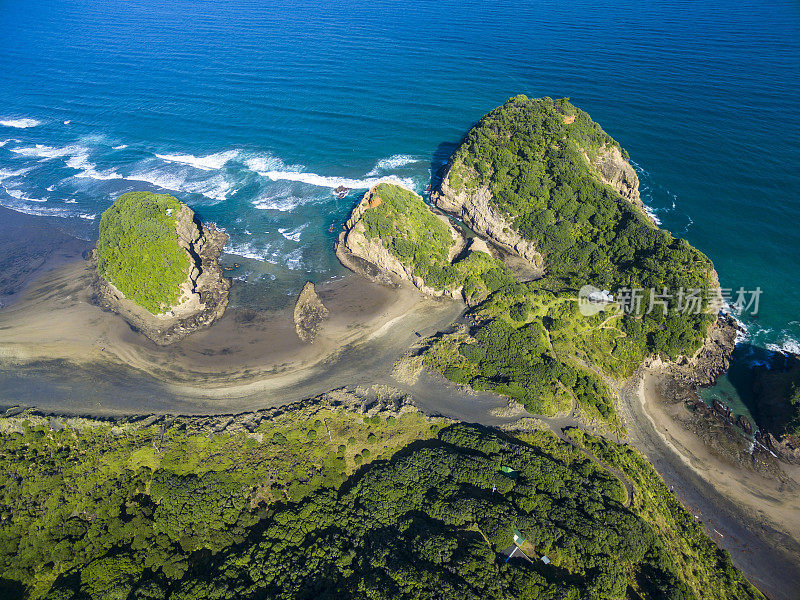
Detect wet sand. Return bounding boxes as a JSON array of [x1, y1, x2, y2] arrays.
[[622, 366, 800, 600], [0, 206, 92, 308], [0, 258, 466, 415]]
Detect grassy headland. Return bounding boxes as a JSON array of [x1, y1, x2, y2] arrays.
[[419, 97, 718, 422]]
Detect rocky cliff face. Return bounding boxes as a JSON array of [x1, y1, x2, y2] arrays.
[[93, 205, 230, 345], [293, 282, 329, 343], [431, 175, 544, 271], [432, 143, 650, 274], [591, 145, 642, 209], [663, 313, 741, 388], [336, 185, 466, 299]]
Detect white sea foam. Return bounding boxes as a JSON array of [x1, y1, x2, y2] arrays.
[[284, 247, 304, 270], [278, 223, 307, 242], [251, 192, 307, 212], [9, 143, 122, 182], [124, 169, 186, 193], [4, 187, 47, 202], [10, 143, 77, 160], [155, 150, 239, 171], [123, 161, 237, 202], [642, 204, 662, 225], [78, 213, 96, 220], [64, 199, 77, 204], [366, 154, 421, 175], [182, 173, 238, 202], [66, 152, 123, 181], [225, 241, 273, 262], [765, 337, 800, 356], [0, 166, 33, 181], [112, 144, 128, 150], [259, 170, 414, 190], [0, 189, 72, 217], [244, 154, 301, 174], [0, 202, 67, 217], [0, 118, 41, 128]]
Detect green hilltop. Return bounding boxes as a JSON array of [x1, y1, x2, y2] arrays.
[[96, 192, 191, 314], [360, 183, 518, 304], [350, 98, 717, 424]]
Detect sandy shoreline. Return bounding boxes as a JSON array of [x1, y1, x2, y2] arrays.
[[0, 257, 467, 414], [622, 365, 800, 600], [0, 206, 92, 308]]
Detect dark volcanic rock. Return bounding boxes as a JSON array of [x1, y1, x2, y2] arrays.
[[293, 282, 329, 343]]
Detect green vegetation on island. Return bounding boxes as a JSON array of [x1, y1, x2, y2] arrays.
[[360, 183, 518, 303], [345, 100, 716, 424], [96, 192, 191, 314], [446, 96, 713, 296], [416, 97, 718, 422], [0, 415, 762, 600]]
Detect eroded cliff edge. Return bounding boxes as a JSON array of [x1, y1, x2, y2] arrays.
[[432, 127, 648, 275], [336, 183, 469, 299]]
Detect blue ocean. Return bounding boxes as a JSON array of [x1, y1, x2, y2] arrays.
[[1, 0, 799, 357]]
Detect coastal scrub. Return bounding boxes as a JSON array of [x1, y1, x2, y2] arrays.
[[96, 191, 190, 314]]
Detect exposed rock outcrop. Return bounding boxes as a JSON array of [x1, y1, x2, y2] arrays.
[[293, 282, 328, 343], [431, 175, 544, 274], [92, 205, 230, 345], [432, 142, 649, 276], [592, 145, 642, 208], [336, 185, 466, 299], [656, 313, 741, 388]]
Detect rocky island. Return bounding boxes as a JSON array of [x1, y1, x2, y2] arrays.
[[92, 191, 230, 345], [293, 281, 329, 343], [337, 182, 517, 305]]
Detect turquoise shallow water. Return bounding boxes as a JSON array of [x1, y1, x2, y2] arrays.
[[1, 0, 799, 351]]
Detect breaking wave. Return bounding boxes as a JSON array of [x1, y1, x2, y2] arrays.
[[279, 223, 307, 242], [257, 170, 414, 190], [0, 118, 41, 128], [366, 154, 421, 175], [251, 192, 308, 212], [155, 150, 239, 171], [765, 335, 800, 356], [225, 241, 273, 262]]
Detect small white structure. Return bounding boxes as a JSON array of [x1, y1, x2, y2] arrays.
[[587, 289, 614, 304], [541, 556, 551, 565], [513, 532, 525, 545]]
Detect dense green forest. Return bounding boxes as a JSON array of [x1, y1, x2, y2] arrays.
[[0, 413, 761, 600], [96, 192, 190, 314], [0, 406, 442, 599], [418, 97, 717, 419]]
